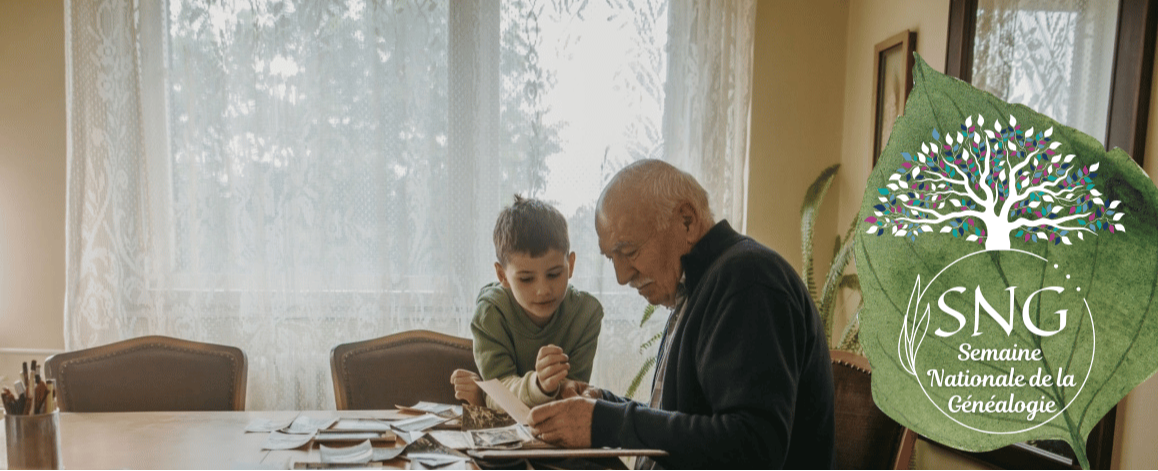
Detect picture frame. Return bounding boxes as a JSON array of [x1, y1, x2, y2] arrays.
[[871, 30, 917, 167]]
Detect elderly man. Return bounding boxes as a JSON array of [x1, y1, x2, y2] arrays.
[[528, 159, 835, 468]]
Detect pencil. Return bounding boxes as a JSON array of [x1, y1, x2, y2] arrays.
[[34, 374, 47, 415], [1, 388, 16, 415]]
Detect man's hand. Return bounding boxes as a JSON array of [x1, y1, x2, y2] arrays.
[[534, 344, 570, 395], [529, 397, 595, 448], [449, 369, 484, 406], [558, 379, 603, 400]]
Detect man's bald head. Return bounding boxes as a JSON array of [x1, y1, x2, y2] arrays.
[[596, 159, 714, 235]]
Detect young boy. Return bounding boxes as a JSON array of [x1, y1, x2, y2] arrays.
[[450, 195, 603, 409]]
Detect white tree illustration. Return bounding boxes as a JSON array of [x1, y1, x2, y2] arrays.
[[865, 114, 1125, 250]]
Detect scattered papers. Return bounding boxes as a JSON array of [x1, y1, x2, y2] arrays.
[[329, 419, 395, 433], [263, 431, 315, 450], [470, 426, 523, 448], [370, 446, 406, 462], [315, 440, 407, 464], [319, 440, 374, 464], [245, 418, 294, 433], [315, 431, 396, 443], [429, 425, 540, 450], [404, 435, 470, 459], [397, 402, 463, 419], [285, 416, 340, 435], [397, 430, 427, 444], [461, 404, 516, 430], [391, 413, 453, 433], [405, 455, 463, 469], [473, 379, 530, 424], [426, 431, 473, 450]]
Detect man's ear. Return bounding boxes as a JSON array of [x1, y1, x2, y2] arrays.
[[494, 262, 511, 288], [676, 202, 699, 243], [566, 251, 577, 278]]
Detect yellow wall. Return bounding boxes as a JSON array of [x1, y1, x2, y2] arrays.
[[835, 0, 950, 245], [746, 1, 849, 279], [0, 0, 67, 379]]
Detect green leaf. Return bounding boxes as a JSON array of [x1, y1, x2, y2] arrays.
[[832, 235, 842, 269], [802, 163, 841, 305], [839, 273, 860, 292], [639, 304, 657, 328], [838, 311, 862, 355], [639, 331, 663, 353], [818, 216, 859, 343], [856, 54, 1158, 469], [626, 356, 657, 400]]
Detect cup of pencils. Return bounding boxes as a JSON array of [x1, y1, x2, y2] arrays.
[[3, 360, 62, 470]]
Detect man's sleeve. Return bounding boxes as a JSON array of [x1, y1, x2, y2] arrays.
[[567, 299, 603, 383], [589, 283, 802, 468]]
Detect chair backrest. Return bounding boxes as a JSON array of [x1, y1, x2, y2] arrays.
[[44, 335, 247, 412], [831, 350, 917, 470], [331, 330, 477, 410]]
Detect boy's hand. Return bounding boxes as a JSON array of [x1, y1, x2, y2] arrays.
[[559, 379, 603, 400], [450, 369, 484, 406], [535, 345, 570, 395]]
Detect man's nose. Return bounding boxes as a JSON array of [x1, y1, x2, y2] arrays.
[[612, 258, 635, 286]]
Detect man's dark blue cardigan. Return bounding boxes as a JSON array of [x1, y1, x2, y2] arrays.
[[591, 220, 836, 469]]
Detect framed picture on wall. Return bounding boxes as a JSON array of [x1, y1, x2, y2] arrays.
[[872, 30, 917, 167]]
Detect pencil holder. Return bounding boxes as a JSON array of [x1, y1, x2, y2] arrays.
[[4, 410, 62, 470]]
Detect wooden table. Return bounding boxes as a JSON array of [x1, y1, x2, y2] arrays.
[[1, 409, 467, 470]]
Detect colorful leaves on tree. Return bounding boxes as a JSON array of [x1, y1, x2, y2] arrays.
[[864, 114, 1124, 250]]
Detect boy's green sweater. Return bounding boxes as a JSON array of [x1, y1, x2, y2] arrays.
[[472, 282, 604, 407]]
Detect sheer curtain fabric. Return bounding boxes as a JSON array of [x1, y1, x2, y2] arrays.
[[65, 0, 756, 410], [972, 0, 1118, 142]]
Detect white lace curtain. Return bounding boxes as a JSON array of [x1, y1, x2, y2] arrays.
[[972, 0, 1118, 142], [65, 0, 755, 410]]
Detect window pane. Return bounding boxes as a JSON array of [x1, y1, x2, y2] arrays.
[[167, 0, 452, 279], [972, 0, 1118, 142], [499, 0, 670, 395]]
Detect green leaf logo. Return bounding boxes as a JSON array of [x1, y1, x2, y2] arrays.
[[857, 54, 1158, 469]]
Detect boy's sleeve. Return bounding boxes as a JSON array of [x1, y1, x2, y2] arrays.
[[567, 296, 603, 383], [484, 372, 557, 409], [472, 298, 555, 409], [471, 300, 518, 381]]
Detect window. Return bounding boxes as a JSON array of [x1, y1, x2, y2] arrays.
[[944, 0, 1157, 466], [66, 0, 755, 409]]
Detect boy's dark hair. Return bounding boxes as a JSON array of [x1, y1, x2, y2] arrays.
[[493, 195, 570, 265]]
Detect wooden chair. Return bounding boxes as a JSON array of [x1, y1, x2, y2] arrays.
[[831, 350, 918, 469], [44, 335, 247, 412], [330, 330, 477, 410]]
